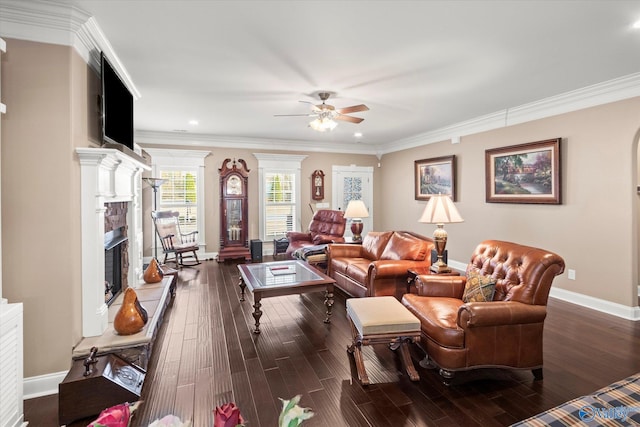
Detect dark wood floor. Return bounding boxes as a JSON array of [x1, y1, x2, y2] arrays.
[[26, 258, 640, 426]]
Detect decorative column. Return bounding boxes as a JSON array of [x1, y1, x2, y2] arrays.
[[76, 148, 150, 337]]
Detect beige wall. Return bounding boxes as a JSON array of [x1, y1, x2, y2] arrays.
[[380, 97, 640, 307], [140, 146, 380, 257], [2, 37, 639, 382], [1, 39, 99, 377]]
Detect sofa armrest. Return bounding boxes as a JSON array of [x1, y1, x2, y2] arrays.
[[327, 243, 364, 258], [287, 231, 312, 242], [457, 301, 547, 328], [415, 275, 466, 298], [313, 234, 344, 245], [368, 261, 414, 278]]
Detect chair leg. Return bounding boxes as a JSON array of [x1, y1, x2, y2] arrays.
[[532, 368, 543, 380], [439, 369, 455, 386], [419, 355, 437, 369], [347, 320, 370, 385], [397, 339, 420, 381]]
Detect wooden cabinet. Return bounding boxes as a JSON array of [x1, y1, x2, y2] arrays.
[[217, 158, 251, 262]]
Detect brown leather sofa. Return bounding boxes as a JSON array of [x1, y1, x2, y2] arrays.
[[327, 231, 434, 299], [402, 240, 565, 383], [286, 210, 346, 259]]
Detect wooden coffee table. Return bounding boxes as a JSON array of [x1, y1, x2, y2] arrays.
[[238, 260, 336, 334]]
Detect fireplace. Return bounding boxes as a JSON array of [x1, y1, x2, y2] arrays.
[[104, 202, 130, 306], [104, 226, 127, 305], [77, 147, 150, 337]]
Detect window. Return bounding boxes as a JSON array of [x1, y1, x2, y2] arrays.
[[254, 153, 307, 242], [145, 148, 210, 245], [159, 169, 198, 234], [265, 172, 295, 238]]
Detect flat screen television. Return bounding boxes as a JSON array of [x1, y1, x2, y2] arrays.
[[101, 52, 134, 150]]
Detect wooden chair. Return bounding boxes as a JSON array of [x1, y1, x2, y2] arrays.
[[151, 211, 201, 268]]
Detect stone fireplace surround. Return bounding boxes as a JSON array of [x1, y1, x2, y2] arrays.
[[76, 147, 150, 337]]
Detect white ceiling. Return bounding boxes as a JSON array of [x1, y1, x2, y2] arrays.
[[65, 1, 640, 152]]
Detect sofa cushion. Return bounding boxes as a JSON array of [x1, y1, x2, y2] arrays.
[[361, 231, 393, 260], [345, 262, 370, 285], [380, 232, 429, 261], [462, 272, 496, 303], [331, 257, 369, 275]]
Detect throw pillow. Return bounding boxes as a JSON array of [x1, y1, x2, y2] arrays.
[[462, 272, 496, 303], [380, 232, 428, 261]]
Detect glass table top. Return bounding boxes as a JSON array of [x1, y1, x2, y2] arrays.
[[238, 260, 330, 290]]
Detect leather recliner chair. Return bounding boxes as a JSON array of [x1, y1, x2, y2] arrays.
[[286, 210, 346, 258], [402, 240, 565, 383]]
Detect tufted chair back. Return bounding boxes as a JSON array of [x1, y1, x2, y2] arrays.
[[308, 209, 346, 242], [466, 240, 565, 305]]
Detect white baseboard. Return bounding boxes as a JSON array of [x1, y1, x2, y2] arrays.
[[449, 259, 640, 321], [549, 287, 640, 321], [23, 370, 67, 399]]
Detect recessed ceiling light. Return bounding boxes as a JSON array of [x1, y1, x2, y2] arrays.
[[354, 132, 363, 138], [633, 19, 640, 29], [188, 119, 199, 125]]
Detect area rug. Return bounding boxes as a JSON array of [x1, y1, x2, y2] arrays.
[[512, 372, 640, 426]]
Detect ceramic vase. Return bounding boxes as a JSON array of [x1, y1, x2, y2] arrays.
[[114, 288, 148, 335], [143, 258, 163, 283]]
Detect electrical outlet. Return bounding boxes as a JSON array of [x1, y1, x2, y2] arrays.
[[568, 269, 576, 280]]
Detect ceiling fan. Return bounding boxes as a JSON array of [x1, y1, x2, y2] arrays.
[[275, 92, 369, 132]]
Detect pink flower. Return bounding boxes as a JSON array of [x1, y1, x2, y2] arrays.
[[88, 402, 139, 427], [213, 402, 245, 427]]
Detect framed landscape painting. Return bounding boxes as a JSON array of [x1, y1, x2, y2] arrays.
[[485, 138, 561, 204], [414, 155, 456, 201]]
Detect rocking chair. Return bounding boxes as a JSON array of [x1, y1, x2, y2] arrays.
[[151, 211, 201, 268]]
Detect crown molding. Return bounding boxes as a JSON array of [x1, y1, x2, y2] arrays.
[[378, 72, 640, 155], [0, 0, 140, 99], [135, 130, 379, 155], [3, 1, 639, 156]]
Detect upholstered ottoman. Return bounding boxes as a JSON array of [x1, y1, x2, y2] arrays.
[[346, 296, 421, 385]]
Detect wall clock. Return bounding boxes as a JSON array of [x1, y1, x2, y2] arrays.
[[311, 169, 325, 201]]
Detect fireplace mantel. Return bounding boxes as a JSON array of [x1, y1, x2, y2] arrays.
[[77, 147, 150, 337]]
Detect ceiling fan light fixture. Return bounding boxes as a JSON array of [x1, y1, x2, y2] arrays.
[[309, 117, 338, 132], [309, 109, 338, 132]]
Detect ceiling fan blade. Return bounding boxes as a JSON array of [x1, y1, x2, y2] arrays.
[[335, 114, 364, 124], [337, 104, 369, 114], [274, 113, 316, 117]]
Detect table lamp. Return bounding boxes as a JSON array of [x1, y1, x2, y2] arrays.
[[344, 200, 369, 241], [418, 194, 464, 273]]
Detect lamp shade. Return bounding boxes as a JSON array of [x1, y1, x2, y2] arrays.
[[419, 194, 464, 224], [142, 177, 166, 189], [344, 200, 369, 219]]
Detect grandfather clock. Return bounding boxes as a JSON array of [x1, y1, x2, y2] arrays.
[[218, 158, 251, 262]]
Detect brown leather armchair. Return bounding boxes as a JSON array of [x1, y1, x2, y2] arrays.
[[286, 210, 346, 258], [402, 240, 565, 383]]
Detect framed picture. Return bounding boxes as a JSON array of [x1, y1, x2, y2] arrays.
[[485, 138, 561, 204], [414, 155, 456, 201]]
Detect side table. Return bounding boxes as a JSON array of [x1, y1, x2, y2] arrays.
[[343, 237, 363, 245], [406, 266, 460, 294]]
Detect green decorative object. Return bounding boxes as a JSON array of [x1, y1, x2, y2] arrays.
[[278, 395, 314, 427]]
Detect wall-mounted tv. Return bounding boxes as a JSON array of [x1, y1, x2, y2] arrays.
[[101, 52, 134, 150]]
